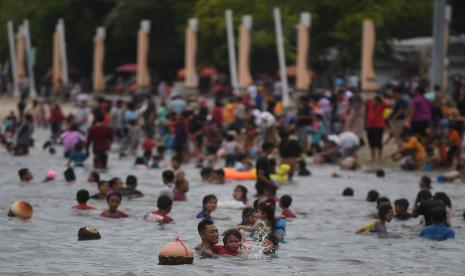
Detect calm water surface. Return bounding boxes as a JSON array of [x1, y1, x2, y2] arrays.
[[1, 129, 464, 275]]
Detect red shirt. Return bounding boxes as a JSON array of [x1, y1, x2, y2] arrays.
[[87, 123, 113, 152], [281, 208, 296, 218], [148, 210, 173, 224], [100, 210, 128, 218], [72, 204, 96, 210], [173, 191, 186, 201], [49, 107, 64, 123], [211, 107, 223, 125], [366, 99, 387, 128], [212, 245, 241, 256], [143, 139, 156, 151]]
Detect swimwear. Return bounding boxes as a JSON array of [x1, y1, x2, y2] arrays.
[[196, 211, 211, 219], [212, 245, 241, 256], [145, 210, 173, 224], [100, 210, 128, 218]]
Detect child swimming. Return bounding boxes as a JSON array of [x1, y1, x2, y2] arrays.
[[197, 195, 218, 219], [18, 168, 33, 182], [213, 229, 242, 256], [238, 203, 275, 243], [118, 175, 144, 199], [173, 179, 189, 201], [160, 170, 175, 199], [279, 195, 296, 218], [72, 189, 95, 210], [100, 193, 128, 218], [357, 204, 393, 235], [394, 198, 411, 220], [90, 180, 109, 200], [144, 195, 173, 224], [233, 185, 250, 206]]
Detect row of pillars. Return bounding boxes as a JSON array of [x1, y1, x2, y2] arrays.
[[7, 3, 452, 102]]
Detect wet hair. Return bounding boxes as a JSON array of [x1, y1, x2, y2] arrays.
[[200, 167, 213, 178], [279, 195, 293, 208], [106, 192, 122, 202], [416, 189, 433, 202], [157, 195, 173, 210], [223, 228, 242, 244], [241, 207, 256, 225], [89, 171, 100, 182], [202, 194, 217, 207], [76, 189, 90, 204], [234, 185, 248, 203], [197, 218, 214, 234], [162, 170, 175, 183], [342, 187, 354, 196], [431, 207, 446, 224], [376, 197, 390, 208], [433, 192, 452, 208], [420, 176, 432, 189], [126, 175, 137, 187], [257, 203, 276, 232], [18, 168, 29, 180], [378, 204, 393, 221], [394, 198, 409, 210], [376, 170, 385, 178], [366, 190, 379, 202], [97, 180, 108, 188]]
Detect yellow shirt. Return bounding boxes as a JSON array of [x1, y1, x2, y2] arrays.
[[403, 136, 426, 162]]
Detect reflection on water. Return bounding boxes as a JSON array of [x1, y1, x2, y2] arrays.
[[0, 129, 464, 275]]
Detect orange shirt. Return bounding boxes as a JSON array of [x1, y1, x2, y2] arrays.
[[403, 136, 426, 162], [449, 129, 461, 147]]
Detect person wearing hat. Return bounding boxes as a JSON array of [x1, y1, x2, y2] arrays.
[[255, 142, 277, 197]]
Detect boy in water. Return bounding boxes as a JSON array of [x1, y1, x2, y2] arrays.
[[173, 179, 189, 201], [18, 168, 33, 182], [88, 171, 100, 185], [72, 189, 96, 210], [279, 195, 296, 218], [160, 170, 175, 199], [420, 207, 455, 241], [213, 229, 242, 256], [100, 193, 128, 218], [144, 195, 173, 224], [90, 180, 109, 200], [197, 195, 218, 219], [118, 175, 144, 199], [394, 198, 411, 220]]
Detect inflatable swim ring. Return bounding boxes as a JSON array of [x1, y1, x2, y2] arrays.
[[271, 164, 291, 184], [224, 168, 256, 181]]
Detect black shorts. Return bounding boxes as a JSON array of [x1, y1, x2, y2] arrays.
[[367, 128, 384, 149], [411, 121, 429, 137]]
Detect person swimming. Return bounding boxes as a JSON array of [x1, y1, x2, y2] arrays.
[[100, 193, 128, 218], [356, 204, 393, 235], [72, 189, 95, 210], [213, 229, 242, 256], [196, 194, 217, 219]]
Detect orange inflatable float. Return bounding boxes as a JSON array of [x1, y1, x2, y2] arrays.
[[223, 168, 256, 181]]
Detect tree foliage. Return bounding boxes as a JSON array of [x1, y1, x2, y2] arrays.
[[0, 0, 461, 83]]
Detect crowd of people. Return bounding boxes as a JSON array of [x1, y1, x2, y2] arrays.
[[4, 79, 464, 258]]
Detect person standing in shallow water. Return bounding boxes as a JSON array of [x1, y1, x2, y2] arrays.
[[255, 142, 277, 197], [86, 114, 113, 169]]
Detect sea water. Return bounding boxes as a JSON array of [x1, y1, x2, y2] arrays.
[[0, 129, 464, 275]]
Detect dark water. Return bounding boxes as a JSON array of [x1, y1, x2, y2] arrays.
[[1, 129, 464, 275]]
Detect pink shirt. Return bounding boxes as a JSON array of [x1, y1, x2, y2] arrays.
[[61, 131, 85, 151]]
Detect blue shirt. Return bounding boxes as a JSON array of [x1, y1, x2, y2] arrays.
[[196, 211, 211, 219], [420, 224, 455, 241], [273, 219, 286, 242]]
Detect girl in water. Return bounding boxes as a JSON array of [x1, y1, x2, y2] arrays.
[[356, 204, 393, 235], [214, 229, 243, 256], [100, 193, 128, 218], [233, 185, 250, 207]]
